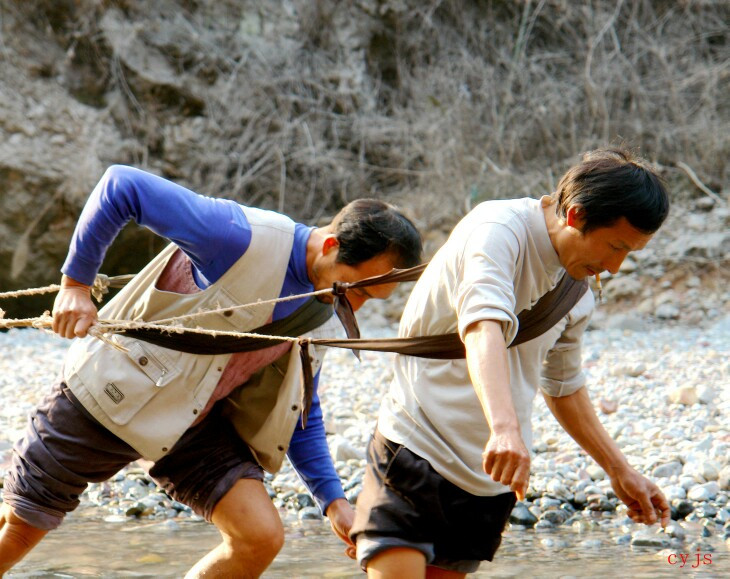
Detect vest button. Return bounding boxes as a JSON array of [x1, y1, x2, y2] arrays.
[[138, 356, 149, 366], [277, 445, 285, 451], [223, 310, 233, 317], [193, 409, 198, 415], [162, 447, 168, 452], [291, 405, 298, 411]]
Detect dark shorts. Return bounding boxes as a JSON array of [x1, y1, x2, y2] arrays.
[[350, 430, 516, 573], [2, 379, 263, 530]]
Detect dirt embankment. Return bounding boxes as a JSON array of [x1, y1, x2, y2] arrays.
[[0, 0, 727, 319]]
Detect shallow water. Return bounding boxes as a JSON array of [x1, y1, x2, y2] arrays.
[[8, 514, 728, 578]]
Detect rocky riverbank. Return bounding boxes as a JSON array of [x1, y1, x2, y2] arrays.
[[1, 307, 729, 563]]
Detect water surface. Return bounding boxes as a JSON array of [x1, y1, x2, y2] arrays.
[[8, 513, 727, 578]]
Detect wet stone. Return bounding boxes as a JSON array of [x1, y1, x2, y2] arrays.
[[673, 500, 695, 520], [631, 533, 670, 548], [540, 509, 569, 526], [509, 503, 538, 527]]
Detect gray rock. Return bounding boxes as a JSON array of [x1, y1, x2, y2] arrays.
[[655, 303, 681, 320], [509, 503, 538, 526], [534, 519, 555, 531], [689, 482, 720, 502], [540, 509, 569, 526], [664, 522, 686, 539], [653, 461, 683, 478], [631, 533, 670, 548], [664, 486, 686, 501], [298, 507, 322, 520], [718, 466, 730, 491], [615, 534, 632, 545], [330, 435, 364, 462]]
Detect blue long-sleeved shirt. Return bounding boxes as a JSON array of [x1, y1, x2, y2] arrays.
[[61, 165, 344, 513]]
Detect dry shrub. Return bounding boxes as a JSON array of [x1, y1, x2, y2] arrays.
[[14, 0, 730, 232]]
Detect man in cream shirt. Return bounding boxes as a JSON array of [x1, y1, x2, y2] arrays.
[[352, 147, 672, 577]]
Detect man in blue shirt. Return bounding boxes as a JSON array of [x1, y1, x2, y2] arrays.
[[0, 165, 422, 577]]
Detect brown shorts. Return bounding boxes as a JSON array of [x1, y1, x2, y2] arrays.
[[2, 380, 263, 530], [350, 430, 516, 573]]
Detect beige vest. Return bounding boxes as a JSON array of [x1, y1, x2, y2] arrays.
[[64, 206, 327, 471]]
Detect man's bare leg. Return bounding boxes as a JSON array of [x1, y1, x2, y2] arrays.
[[366, 548, 467, 579], [184, 478, 285, 578], [366, 547, 428, 578], [0, 503, 49, 575]]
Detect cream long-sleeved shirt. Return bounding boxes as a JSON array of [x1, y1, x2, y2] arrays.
[[378, 197, 594, 496]]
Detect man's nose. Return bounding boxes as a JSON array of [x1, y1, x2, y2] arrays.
[[602, 252, 628, 275]]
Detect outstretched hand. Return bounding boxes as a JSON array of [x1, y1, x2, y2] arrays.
[[610, 467, 670, 527], [326, 498, 356, 560], [482, 430, 530, 500], [52, 276, 98, 338]]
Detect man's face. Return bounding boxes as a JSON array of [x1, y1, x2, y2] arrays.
[[559, 212, 654, 280], [311, 251, 398, 312]]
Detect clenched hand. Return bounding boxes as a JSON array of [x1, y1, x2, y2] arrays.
[[482, 429, 530, 500], [52, 275, 98, 339]]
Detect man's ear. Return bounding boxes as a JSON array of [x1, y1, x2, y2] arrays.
[[565, 205, 585, 230], [322, 235, 340, 255]]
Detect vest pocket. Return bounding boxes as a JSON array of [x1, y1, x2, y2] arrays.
[[202, 287, 262, 331], [75, 339, 179, 426]]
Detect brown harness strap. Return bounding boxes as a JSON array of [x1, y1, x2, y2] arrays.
[[316, 268, 589, 357]]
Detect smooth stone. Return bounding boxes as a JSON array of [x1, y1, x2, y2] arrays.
[[653, 461, 683, 478], [631, 533, 670, 548], [718, 466, 730, 491], [689, 482, 720, 502], [695, 504, 718, 519], [545, 479, 570, 499], [716, 509, 730, 524], [669, 386, 698, 405], [588, 498, 616, 512], [700, 461, 720, 482], [298, 507, 322, 520], [330, 435, 364, 462], [534, 519, 554, 531], [540, 509, 569, 526], [664, 522, 686, 539], [539, 497, 563, 509], [572, 519, 592, 533], [509, 503, 538, 526], [664, 486, 686, 501], [296, 493, 315, 509], [586, 465, 606, 481]]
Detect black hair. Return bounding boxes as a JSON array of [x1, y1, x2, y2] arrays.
[[553, 147, 670, 234], [330, 199, 422, 268]]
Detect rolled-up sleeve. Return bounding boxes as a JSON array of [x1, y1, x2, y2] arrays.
[[540, 290, 594, 397], [455, 224, 521, 343]]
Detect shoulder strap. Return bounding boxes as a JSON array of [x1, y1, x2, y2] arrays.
[[509, 273, 589, 348], [309, 272, 589, 357]]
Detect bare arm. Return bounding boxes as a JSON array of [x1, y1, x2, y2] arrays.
[[465, 319, 530, 499], [542, 387, 670, 527]]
